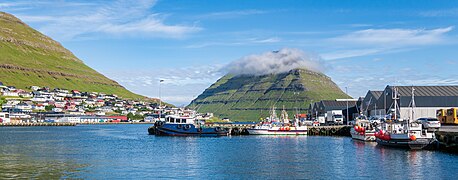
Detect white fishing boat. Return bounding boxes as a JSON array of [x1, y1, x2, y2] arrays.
[[247, 106, 308, 135], [375, 87, 438, 150], [351, 117, 378, 141]]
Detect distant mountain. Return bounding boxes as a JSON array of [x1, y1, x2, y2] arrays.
[[188, 68, 350, 121], [0, 12, 144, 99]]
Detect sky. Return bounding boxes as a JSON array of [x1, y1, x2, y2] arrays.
[[2, 0, 458, 106]]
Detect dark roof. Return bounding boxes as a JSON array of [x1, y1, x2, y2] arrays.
[[321, 100, 357, 109], [370, 91, 383, 99], [390, 86, 458, 97], [371, 86, 458, 108]]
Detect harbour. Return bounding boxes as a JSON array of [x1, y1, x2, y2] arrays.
[[1, 124, 457, 179], [2, 1, 458, 179]]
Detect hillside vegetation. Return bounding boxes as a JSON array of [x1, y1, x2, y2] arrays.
[[188, 69, 350, 121], [0, 12, 145, 99]]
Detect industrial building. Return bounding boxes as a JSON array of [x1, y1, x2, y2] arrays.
[[363, 85, 458, 120]]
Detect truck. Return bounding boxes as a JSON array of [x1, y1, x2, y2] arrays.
[[326, 110, 344, 125]]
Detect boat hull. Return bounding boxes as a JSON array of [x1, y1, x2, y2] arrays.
[[247, 127, 308, 135], [350, 129, 376, 141], [351, 132, 376, 141], [376, 138, 438, 150], [149, 123, 229, 137]]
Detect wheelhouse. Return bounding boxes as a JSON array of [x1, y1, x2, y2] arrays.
[[165, 115, 195, 124]]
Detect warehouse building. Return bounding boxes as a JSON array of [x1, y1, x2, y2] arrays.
[[364, 85, 458, 120]]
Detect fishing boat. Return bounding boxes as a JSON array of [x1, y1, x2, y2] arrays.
[[375, 87, 438, 149], [148, 115, 229, 137], [247, 106, 307, 135], [351, 116, 379, 141]]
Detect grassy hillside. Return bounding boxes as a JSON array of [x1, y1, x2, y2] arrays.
[[0, 12, 144, 99], [188, 69, 350, 121]]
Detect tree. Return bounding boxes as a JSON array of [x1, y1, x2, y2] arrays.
[[127, 112, 134, 120], [45, 105, 55, 111]]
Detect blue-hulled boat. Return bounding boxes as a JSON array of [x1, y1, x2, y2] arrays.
[[148, 115, 229, 137]]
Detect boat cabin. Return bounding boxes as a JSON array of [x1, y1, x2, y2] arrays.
[[165, 115, 195, 124]]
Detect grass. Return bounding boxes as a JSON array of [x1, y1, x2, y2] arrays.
[[0, 12, 146, 100], [188, 69, 350, 121]]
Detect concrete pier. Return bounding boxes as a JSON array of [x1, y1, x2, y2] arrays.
[[205, 123, 352, 136], [435, 125, 458, 153], [307, 126, 351, 136]]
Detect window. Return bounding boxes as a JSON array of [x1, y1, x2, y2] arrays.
[[448, 110, 453, 116], [181, 119, 186, 123]]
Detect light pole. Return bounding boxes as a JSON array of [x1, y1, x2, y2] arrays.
[[159, 79, 164, 107], [159, 79, 164, 121], [346, 87, 349, 125]]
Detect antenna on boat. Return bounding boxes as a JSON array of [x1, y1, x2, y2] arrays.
[[392, 86, 399, 120], [410, 86, 416, 121]]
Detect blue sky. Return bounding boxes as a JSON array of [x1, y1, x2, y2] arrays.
[[2, 0, 458, 105]]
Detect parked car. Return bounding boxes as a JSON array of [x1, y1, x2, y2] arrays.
[[417, 117, 441, 129]]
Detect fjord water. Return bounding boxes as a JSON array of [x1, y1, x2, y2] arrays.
[[0, 125, 456, 179]]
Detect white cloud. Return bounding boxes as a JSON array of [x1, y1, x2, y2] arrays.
[[331, 27, 453, 46], [11, 0, 201, 40], [321, 48, 385, 60], [323, 27, 454, 60], [195, 9, 267, 19], [222, 48, 324, 76]]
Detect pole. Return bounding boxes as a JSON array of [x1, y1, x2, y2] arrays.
[[346, 87, 349, 125], [384, 90, 386, 117], [159, 80, 164, 121]]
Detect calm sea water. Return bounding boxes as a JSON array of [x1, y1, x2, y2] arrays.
[[0, 124, 457, 179]]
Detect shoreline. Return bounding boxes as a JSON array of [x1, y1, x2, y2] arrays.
[[0, 122, 155, 126]]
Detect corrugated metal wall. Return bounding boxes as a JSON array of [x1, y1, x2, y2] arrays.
[[399, 107, 451, 120]]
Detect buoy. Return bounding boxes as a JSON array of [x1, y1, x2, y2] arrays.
[[384, 132, 391, 140], [354, 126, 359, 132], [410, 135, 416, 141], [360, 127, 365, 132], [359, 132, 364, 135]]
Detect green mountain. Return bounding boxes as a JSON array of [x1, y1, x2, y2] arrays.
[[188, 69, 350, 121], [0, 12, 144, 99]]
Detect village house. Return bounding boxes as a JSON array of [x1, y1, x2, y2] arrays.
[[2, 90, 19, 97]]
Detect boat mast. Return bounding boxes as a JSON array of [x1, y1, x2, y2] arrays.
[[409, 86, 416, 132], [392, 86, 399, 120], [281, 105, 288, 123]]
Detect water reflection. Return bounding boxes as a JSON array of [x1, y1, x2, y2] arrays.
[[0, 153, 87, 179], [1, 125, 457, 179]]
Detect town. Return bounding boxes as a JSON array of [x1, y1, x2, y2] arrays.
[[0, 82, 214, 124]]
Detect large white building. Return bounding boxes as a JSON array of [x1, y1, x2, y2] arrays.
[[364, 85, 458, 120]]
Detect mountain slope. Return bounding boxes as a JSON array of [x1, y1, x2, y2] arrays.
[[188, 69, 350, 121], [0, 12, 143, 99]]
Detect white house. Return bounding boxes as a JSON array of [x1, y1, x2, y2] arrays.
[[32, 96, 46, 102], [2, 90, 19, 97], [30, 86, 41, 91], [32, 104, 45, 111], [52, 108, 63, 112], [15, 103, 32, 112], [0, 112, 10, 123]]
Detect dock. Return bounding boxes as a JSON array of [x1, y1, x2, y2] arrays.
[[435, 125, 458, 153], [206, 123, 352, 136]]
